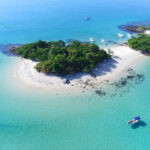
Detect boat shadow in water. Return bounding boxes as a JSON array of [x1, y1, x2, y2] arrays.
[[131, 121, 147, 129]]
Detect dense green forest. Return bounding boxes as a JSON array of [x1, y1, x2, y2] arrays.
[[128, 34, 150, 53], [17, 40, 110, 75]]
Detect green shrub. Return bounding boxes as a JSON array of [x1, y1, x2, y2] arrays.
[[128, 34, 150, 53], [17, 40, 110, 75]]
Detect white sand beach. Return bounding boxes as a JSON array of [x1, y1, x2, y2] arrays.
[[14, 46, 147, 91]]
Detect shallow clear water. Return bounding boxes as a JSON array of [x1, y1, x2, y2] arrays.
[[0, 0, 150, 149]]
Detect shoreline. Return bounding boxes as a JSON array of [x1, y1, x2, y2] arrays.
[[14, 45, 148, 92]]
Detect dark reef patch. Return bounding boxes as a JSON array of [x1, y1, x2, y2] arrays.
[[94, 68, 145, 98], [95, 89, 106, 96], [0, 44, 23, 56]]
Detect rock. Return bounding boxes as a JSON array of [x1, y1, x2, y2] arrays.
[[62, 79, 70, 84], [66, 79, 70, 84], [124, 25, 150, 33], [121, 80, 127, 86], [9, 45, 21, 54], [91, 73, 97, 78], [127, 75, 135, 80], [127, 68, 133, 72], [84, 80, 89, 85], [137, 74, 144, 81], [95, 89, 106, 96]]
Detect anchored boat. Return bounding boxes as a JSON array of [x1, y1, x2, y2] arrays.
[[101, 39, 107, 45], [127, 33, 132, 38], [128, 116, 141, 125], [84, 16, 91, 21], [89, 37, 95, 42], [118, 33, 124, 38]]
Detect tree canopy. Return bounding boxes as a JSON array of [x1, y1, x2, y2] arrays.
[[128, 34, 150, 53], [17, 40, 110, 76]]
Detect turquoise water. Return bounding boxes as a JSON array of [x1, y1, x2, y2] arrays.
[[0, 0, 150, 149], [0, 0, 150, 44]]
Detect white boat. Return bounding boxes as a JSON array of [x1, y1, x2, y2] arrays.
[[101, 39, 106, 45], [89, 37, 95, 42], [118, 33, 124, 38], [128, 116, 141, 125], [127, 33, 132, 38]]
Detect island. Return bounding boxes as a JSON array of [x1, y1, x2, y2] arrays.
[[124, 25, 150, 33], [128, 34, 150, 54], [16, 40, 111, 76], [11, 34, 148, 91]]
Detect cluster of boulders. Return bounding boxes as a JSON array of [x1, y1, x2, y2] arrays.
[[0, 44, 22, 56], [9, 45, 21, 55], [124, 25, 144, 33], [94, 68, 145, 97], [113, 68, 144, 89], [95, 89, 106, 96], [62, 67, 145, 98]]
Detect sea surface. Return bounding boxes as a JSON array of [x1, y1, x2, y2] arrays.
[[0, 0, 150, 149]]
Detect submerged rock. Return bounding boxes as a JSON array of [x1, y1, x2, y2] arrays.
[[95, 89, 106, 96], [127, 68, 133, 72], [112, 69, 145, 91], [121, 80, 127, 86], [137, 74, 145, 81], [127, 75, 135, 80], [92, 68, 145, 98]]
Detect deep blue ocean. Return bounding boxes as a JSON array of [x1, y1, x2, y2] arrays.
[[0, 0, 150, 149]]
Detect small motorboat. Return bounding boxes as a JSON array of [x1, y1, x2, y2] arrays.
[[84, 16, 91, 21], [127, 33, 132, 38], [118, 33, 124, 38], [128, 116, 141, 125], [89, 37, 95, 42], [101, 39, 107, 45]]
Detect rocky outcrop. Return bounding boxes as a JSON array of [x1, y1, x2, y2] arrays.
[[124, 25, 150, 33], [9, 45, 21, 55]]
